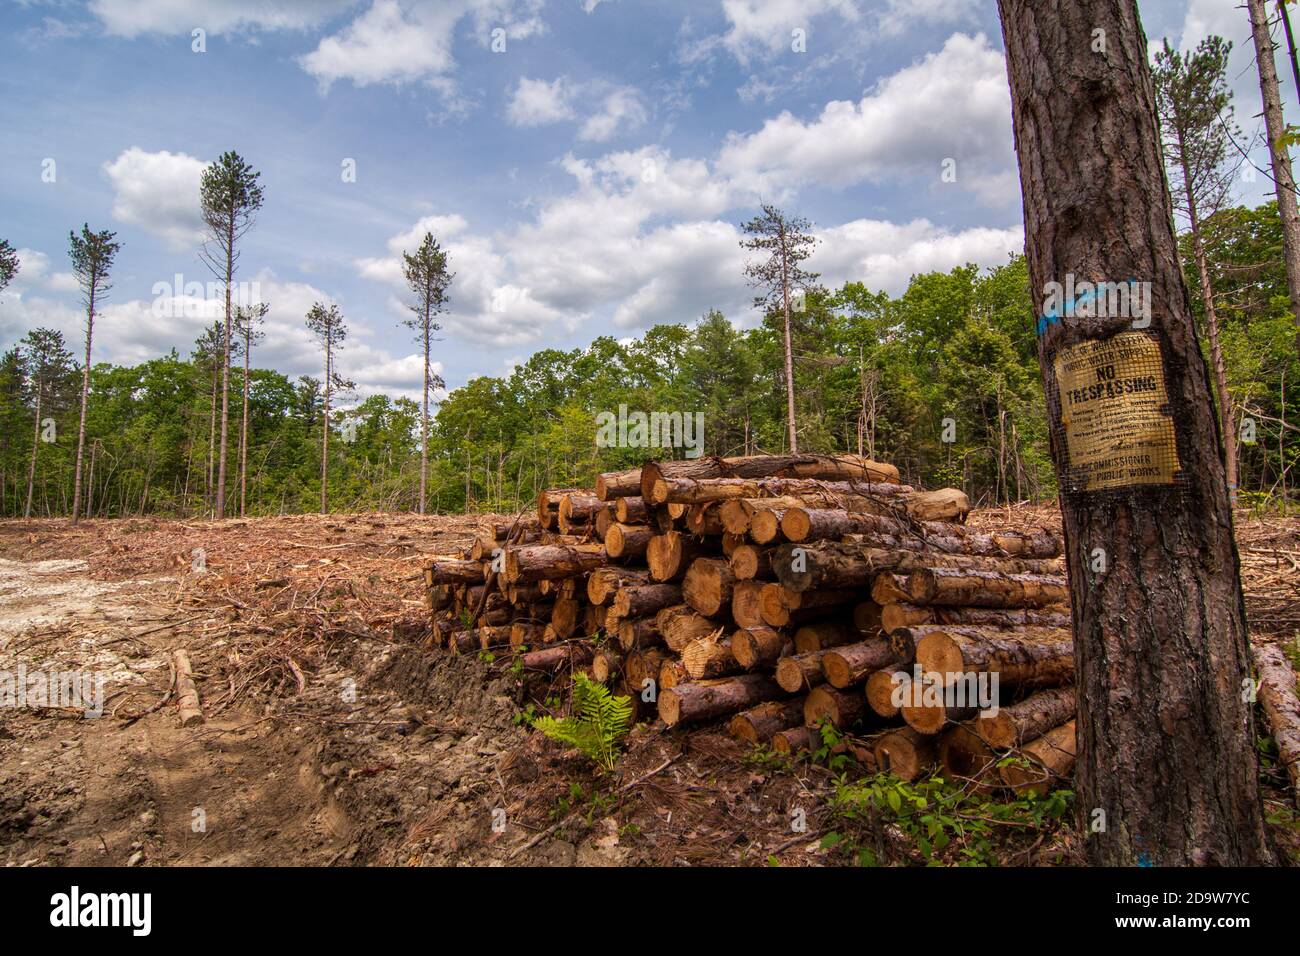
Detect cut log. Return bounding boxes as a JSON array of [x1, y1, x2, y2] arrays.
[[426, 559, 486, 585], [614, 496, 649, 524], [537, 487, 581, 525], [731, 581, 768, 629], [504, 544, 606, 584], [729, 699, 805, 744], [549, 597, 581, 640], [873, 728, 937, 782], [624, 648, 669, 690], [616, 617, 662, 652], [612, 583, 682, 620], [594, 505, 616, 539], [775, 650, 829, 693], [758, 583, 856, 628], [658, 674, 785, 727], [870, 574, 912, 605], [821, 640, 896, 689], [558, 492, 602, 534], [174, 650, 204, 727], [655, 605, 720, 652], [853, 600, 883, 635], [729, 544, 772, 581], [880, 603, 1072, 634], [639, 454, 899, 502], [972, 686, 1076, 749], [771, 725, 815, 755], [591, 648, 623, 683], [685, 503, 727, 536], [659, 659, 690, 689], [510, 622, 546, 648], [914, 625, 1074, 687], [899, 673, 985, 735], [938, 723, 999, 786], [803, 685, 868, 730], [731, 626, 791, 670], [478, 625, 513, 649], [587, 567, 650, 605], [682, 557, 737, 617], [865, 667, 910, 718], [521, 643, 593, 672], [999, 720, 1077, 795], [646, 532, 707, 582], [1252, 642, 1300, 806], [906, 568, 1068, 609], [650, 475, 913, 506], [682, 635, 742, 679], [596, 468, 642, 501], [903, 488, 970, 523], [747, 509, 786, 545], [792, 621, 858, 654], [605, 523, 654, 560]]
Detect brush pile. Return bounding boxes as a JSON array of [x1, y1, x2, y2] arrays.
[[424, 453, 1080, 793]]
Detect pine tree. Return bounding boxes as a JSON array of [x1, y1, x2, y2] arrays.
[[235, 302, 268, 516], [18, 328, 73, 519], [305, 302, 348, 513], [200, 151, 264, 519], [401, 232, 452, 514], [67, 224, 120, 525]]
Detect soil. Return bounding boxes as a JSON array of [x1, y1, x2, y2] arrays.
[[0, 508, 1295, 868]]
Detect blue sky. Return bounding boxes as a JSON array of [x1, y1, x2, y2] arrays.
[[0, 0, 1287, 403]]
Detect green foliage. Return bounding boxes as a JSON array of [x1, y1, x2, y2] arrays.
[[824, 772, 1074, 867], [532, 674, 634, 772]]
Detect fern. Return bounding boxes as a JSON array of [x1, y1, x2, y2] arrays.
[[533, 674, 634, 771]]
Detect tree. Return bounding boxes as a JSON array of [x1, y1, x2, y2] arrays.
[[68, 224, 120, 525], [18, 328, 73, 519], [1154, 36, 1244, 492], [1247, 0, 1300, 357], [0, 239, 18, 294], [305, 302, 347, 513], [740, 204, 819, 452], [234, 302, 268, 516], [995, 0, 1271, 863], [200, 150, 264, 519], [401, 232, 452, 514]]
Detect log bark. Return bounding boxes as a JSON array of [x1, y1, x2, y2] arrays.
[[659, 674, 785, 727], [881, 603, 1072, 634], [869, 574, 911, 606], [596, 468, 642, 501], [614, 496, 649, 524], [504, 544, 606, 583], [771, 725, 815, 755], [758, 584, 855, 628], [821, 640, 896, 689], [731, 626, 791, 670], [997, 0, 1269, 863], [174, 650, 204, 727], [650, 475, 913, 506], [478, 625, 513, 649], [426, 558, 486, 585], [999, 720, 1078, 796], [612, 583, 682, 620], [639, 453, 899, 501], [604, 522, 654, 560], [914, 625, 1074, 687], [906, 568, 1068, 609], [973, 686, 1077, 750], [682, 557, 737, 617], [803, 685, 867, 730], [1252, 642, 1300, 807], [775, 650, 829, 693], [728, 699, 806, 744], [587, 567, 650, 605], [903, 488, 970, 523], [873, 728, 937, 783], [522, 643, 593, 672]]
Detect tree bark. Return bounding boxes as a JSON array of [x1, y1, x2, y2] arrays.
[[659, 674, 783, 727], [997, 0, 1270, 864], [1248, 0, 1300, 356]]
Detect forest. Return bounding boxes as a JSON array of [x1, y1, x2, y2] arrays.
[[0, 198, 1296, 519]]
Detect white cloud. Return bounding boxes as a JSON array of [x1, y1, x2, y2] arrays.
[[716, 32, 1015, 204], [299, 0, 544, 91], [88, 0, 356, 37], [507, 76, 575, 127], [715, 0, 860, 64], [102, 147, 208, 249], [578, 87, 647, 142], [876, 0, 979, 38], [10, 249, 79, 294]]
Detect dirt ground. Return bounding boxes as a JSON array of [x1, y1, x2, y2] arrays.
[[0, 508, 1296, 867]]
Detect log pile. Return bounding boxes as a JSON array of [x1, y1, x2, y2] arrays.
[[423, 452, 1079, 792]]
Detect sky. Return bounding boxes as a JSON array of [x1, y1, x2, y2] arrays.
[[0, 0, 1289, 405]]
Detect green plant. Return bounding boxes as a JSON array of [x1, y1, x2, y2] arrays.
[[532, 673, 634, 772]]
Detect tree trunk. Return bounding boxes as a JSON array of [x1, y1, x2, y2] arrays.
[[24, 386, 40, 519], [728, 699, 805, 744], [320, 336, 331, 514], [70, 287, 94, 525], [659, 674, 783, 727], [997, 0, 1270, 864], [779, 221, 798, 452], [1252, 641, 1300, 807], [216, 218, 233, 520], [239, 325, 251, 516], [821, 639, 896, 689], [1248, 0, 1300, 357], [420, 316, 429, 515]]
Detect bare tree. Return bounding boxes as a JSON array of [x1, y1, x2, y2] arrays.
[[1153, 36, 1243, 491], [741, 205, 819, 452], [68, 224, 120, 525], [1247, 0, 1300, 356], [234, 302, 268, 517], [200, 151, 264, 519], [18, 328, 72, 519], [305, 302, 347, 514], [996, 0, 1271, 863], [401, 232, 452, 514]]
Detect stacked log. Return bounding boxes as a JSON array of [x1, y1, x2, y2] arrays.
[[422, 454, 1078, 793]]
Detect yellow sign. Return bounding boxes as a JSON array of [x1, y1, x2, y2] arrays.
[[1052, 332, 1181, 491]]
